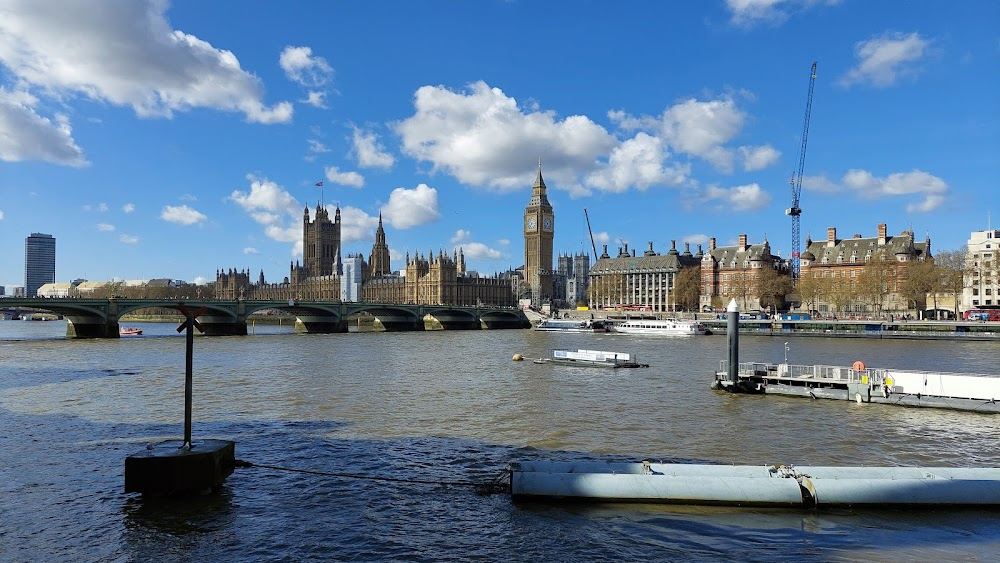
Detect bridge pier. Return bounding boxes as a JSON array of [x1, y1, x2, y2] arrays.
[[294, 315, 347, 334], [66, 317, 119, 339], [196, 315, 247, 336]]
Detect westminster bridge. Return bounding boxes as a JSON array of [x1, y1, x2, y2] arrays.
[[2, 298, 531, 338]]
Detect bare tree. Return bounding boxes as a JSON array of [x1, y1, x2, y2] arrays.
[[756, 266, 792, 313], [856, 255, 896, 315], [673, 266, 702, 311], [933, 248, 969, 320], [796, 272, 831, 315], [903, 258, 936, 315], [729, 270, 755, 311]]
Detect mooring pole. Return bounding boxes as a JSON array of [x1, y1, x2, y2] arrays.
[[176, 305, 206, 450], [183, 309, 194, 447], [727, 299, 739, 384]]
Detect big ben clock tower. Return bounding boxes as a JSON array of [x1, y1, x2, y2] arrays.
[[524, 161, 554, 305]]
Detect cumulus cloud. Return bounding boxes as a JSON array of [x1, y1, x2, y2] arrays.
[[352, 126, 395, 169], [228, 176, 304, 255], [324, 166, 365, 188], [243, 247, 258, 255], [842, 168, 947, 212], [683, 234, 710, 247], [451, 229, 472, 244], [0, 88, 87, 166], [120, 234, 139, 245], [161, 204, 207, 225], [0, 209, 4, 220], [395, 81, 616, 191], [586, 133, 689, 192], [279, 46, 333, 88], [738, 144, 781, 171], [841, 32, 929, 88], [459, 242, 503, 261], [0, 0, 292, 124], [703, 183, 771, 212], [381, 184, 440, 229], [725, 0, 840, 27], [303, 91, 326, 109], [122, 202, 135, 213], [801, 175, 840, 193], [97, 223, 115, 232], [339, 206, 380, 244], [611, 96, 747, 173]]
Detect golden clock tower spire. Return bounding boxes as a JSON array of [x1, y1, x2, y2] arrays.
[[524, 161, 554, 306]]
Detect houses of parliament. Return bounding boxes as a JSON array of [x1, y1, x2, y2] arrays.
[[216, 165, 562, 307]]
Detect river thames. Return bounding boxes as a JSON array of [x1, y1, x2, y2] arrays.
[[1, 320, 998, 562]]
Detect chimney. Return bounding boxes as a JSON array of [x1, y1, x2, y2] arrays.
[[878, 223, 887, 245], [827, 227, 837, 247], [738, 234, 748, 249], [709, 237, 716, 251]]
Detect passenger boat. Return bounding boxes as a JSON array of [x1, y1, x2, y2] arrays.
[[532, 349, 647, 368], [612, 318, 707, 336], [534, 319, 611, 333], [120, 326, 143, 336]]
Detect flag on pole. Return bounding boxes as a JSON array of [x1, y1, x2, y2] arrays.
[[315, 181, 323, 186]]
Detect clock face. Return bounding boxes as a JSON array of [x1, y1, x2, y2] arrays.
[[527, 217, 536, 230], [543, 216, 552, 231]]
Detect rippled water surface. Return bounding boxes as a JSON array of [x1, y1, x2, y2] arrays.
[[1, 320, 999, 561]]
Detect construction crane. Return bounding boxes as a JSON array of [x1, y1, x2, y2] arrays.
[[787, 61, 817, 282], [584, 208, 598, 260]]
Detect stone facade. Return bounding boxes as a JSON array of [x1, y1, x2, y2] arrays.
[[523, 163, 554, 305], [589, 240, 701, 312]]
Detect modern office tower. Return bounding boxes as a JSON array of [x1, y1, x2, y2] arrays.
[[25, 233, 56, 297]]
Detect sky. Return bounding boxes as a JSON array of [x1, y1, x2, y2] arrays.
[[1, 0, 998, 289]]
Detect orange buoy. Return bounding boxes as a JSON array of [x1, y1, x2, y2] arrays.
[[852, 360, 866, 372]]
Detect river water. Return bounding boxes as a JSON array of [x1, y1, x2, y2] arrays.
[[1, 320, 998, 562]]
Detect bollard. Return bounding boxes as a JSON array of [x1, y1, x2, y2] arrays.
[[727, 299, 739, 384]]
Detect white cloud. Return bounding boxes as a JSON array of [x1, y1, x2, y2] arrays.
[[841, 32, 929, 88], [192, 276, 208, 285], [83, 202, 108, 212], [451, 229, 472, 244], [703, 183, 771, 212], [458, 242, 503, 261], [122, 202, 135, 213], [308, 139, 330, 154], [612, 96, 747, 173], [279, 46, 333, 88], [0, 0, 292, 124], [593, 232, 611, 245], [395, 81, 616, 191], [725, 0, 839, 27], [303, 91, 326, 108], [801, 175, 839, 193], [352, 126, 395, 169], [324, 166, 365, 188], [339, 206, 380, 244], [0, 209, 5, 220], [842, 168, 948, 212], [229, 176, 305, 255], [586, 133, 689, 192], [161, 204, 207, 225], [243, 247, 258, 255], [120, 234, 139, 245], [179, 193, 197, 202], [738, 144, 781, 171], [382, 184, 440, 229], [97, 223, 115, 232], [0, 87, 87, 166]]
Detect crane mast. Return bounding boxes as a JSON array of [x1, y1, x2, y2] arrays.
[[787, 61, 817, 282]]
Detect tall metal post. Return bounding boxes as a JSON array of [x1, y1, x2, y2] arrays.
[[183, 309, 194, 448], [727, 299, 739, 383]]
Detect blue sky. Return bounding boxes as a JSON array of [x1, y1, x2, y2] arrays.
[[1, 0, 998, 289]]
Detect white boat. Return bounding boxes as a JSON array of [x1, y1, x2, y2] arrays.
[[534, 319, 610, 333], [612, 318, 707, 336], [532, 349, 647, 368]]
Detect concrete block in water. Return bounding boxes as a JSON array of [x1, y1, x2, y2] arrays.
[[125, 439, 235, 496]]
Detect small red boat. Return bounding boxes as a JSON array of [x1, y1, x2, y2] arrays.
[[120, 327, 143, 336]]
